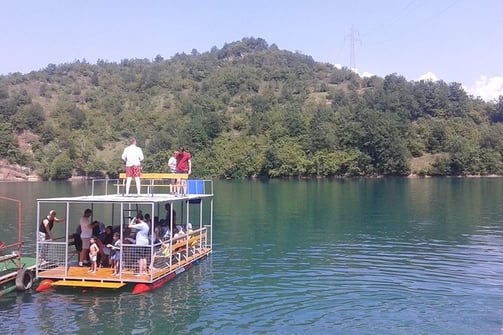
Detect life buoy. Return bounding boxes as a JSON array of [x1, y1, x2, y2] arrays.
[[15, 268, 34, 291]]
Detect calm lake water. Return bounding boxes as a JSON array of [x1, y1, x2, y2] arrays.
[[1, 178, 503, 334]]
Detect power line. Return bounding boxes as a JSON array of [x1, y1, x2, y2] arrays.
[[345, 25, 361, 70]]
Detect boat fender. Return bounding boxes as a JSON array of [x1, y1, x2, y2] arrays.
[[36, 279, 54, 292], [132, 283, 151, 295], [15, 268, 34, 291]]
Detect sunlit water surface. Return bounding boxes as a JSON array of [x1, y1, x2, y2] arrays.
[[1, 178, 503, 334]]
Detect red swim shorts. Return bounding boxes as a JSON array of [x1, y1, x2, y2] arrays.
[[126, 165, 142, 178]]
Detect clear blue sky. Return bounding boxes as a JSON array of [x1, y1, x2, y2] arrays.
[[1, 0, 502, 100]]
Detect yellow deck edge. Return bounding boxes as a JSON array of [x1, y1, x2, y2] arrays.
[[118, 173, 188, 179], [52, 280, 126, 289]]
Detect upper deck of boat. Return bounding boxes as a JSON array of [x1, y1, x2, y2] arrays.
[[36, 192, 213, 205], [36, 177, 213, 205]]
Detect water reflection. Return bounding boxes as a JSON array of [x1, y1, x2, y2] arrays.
[[0, 261, 211, 334]]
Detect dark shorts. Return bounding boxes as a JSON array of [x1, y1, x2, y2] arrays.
[[126, 166, 142, 178]]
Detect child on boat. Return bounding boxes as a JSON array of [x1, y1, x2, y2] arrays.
[[108, 232, 121, 276], [88, 236, 99, 273]]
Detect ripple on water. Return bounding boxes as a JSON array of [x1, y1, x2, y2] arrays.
[[204, 234, 503, 334]]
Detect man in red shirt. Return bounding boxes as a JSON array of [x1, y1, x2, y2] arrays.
[[174, 146, 191, 195]]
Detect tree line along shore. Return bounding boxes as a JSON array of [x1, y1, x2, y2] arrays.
[[1, 37, 502, 180]]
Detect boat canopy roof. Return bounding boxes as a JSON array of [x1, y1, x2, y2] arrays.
[[36, 193, 212, 205]]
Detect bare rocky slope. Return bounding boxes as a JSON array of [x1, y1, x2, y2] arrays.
[[0, 160, 40, 181]]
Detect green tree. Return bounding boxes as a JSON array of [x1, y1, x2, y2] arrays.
[[142, 151, 171, 172], [264, 137, 308, 177], [11, 103, 45, 132], [84, 156, 109, 177], [347, 108, 410, 175], [53, 101, 87, 130], [309, 105, 337, 152], [50, 152, 73, 180], [478, 149, 503, 174], [207, 133, 266, 178], [449, 138, 481, 175], [488, 96, 503, 123], [0, 121, 20, 162]]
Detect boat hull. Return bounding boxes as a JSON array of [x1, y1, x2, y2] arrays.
[[132, 262, 194, 294]]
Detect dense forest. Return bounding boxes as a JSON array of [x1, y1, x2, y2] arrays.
[[1, 37, 502, 180]]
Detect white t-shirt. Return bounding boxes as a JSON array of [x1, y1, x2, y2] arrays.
[[168, 156, 177, 172], [121, 144, 144, 167], [133, 221, 150, 246], [80, 216, 93, 239]]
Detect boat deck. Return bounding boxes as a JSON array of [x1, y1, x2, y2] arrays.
[[38, 247, 211, 286]]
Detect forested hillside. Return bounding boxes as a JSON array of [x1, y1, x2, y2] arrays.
[[1, 37, 502, 180]]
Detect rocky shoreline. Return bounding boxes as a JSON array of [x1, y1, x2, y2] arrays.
[[0, 164, 40, 181]]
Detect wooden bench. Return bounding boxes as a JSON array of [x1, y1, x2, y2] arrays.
[[117, 173, 189, 195], [154, 230, 206, 262]]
